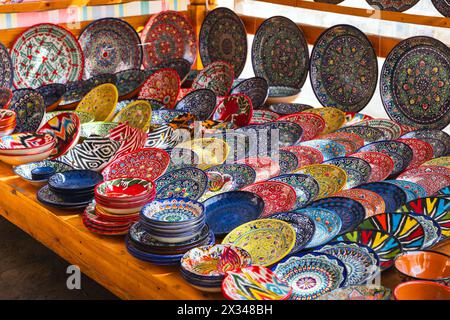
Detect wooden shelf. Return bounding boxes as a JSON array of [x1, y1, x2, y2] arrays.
[[255, 0, 450, 29]]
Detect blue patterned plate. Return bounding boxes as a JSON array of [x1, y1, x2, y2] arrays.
[[316, 241, 380, 286], [9, 89, 45, 133], [115, 69, 146, 98], [401, 129, 450, 158], [307, 197, 365, 234], [237, 121, 303, 147], [13, 160, 73, 186], [230, 77, 268, 109], [269, 174, 319, 209], [140, 198, 204, 224], [298, 139, 346, 161], [203, 191, 265, 237], [269, 211, 315, 253], [174, 89, 216, 120], [324, 156, 371, 189], [154, 167, 208, 201], [48, 169, 103, 193], [384, 180, 427, 202], [356, 140, 413, 177], [205, 163, 256, 189], [37, 185, 92, 209], [336, 125, 386, 143], [278, 150, 299, 174], [409, 212, 442, 248], [266, 103, 312, 115], [358, 182, 407, 212], [297, 207, 342, 249], [272, 252, 347, 300]]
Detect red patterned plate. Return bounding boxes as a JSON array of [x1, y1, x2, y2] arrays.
[[250, 110, 279, 124], [281, 145, 324, 167], [138, 68, 180, 109], [235, 156, 280, 182], [0, 132, 55, 155], [192, 61, 235, 96], [277, 112, 325, 141], [334, 188, 385, 218], [102, 147, 170, 181], [397, 165, 450, 181], [242, 181, 296, 217], [351, 151, 394, 182], [109, 123, 147, 162], [400, 173, 450, 196], [177, 88, 194, 102], [211, 93, 253, 128], [396, 138, 434, 169], [140, 11, 196, 69], [320, 132, 365, 154]]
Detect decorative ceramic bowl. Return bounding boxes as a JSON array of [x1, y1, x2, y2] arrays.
[[350, 151, 395, 182], [192, 61, 235, 97], [298, 139, 347, 161], [13, 160, 73, 186], [36, 83, 66, 111], [37, 185, 93, 210], [401, 129, 450, 158], [302, 107, 345, 134], [249, 109, 279, 124], [384, 180, 427, 202], [358, 119, 402, 140], [323, 156, 371, 189], [175, 138, 229, 170], [174, 89, 216, 120], [154, 167, 208, 201], [115, 69, 146, 100], [150, 109, 187, 126], [235, 157, 281, 182], [48, 169, 103, 193], [358, 182, 407, 212], [0, 109, 16, 127], [394, 281, 450, 300], [0, 132, 55, 155], [336, 125, 386, 143], [156, 58, 192, 84], [269, 173, 320, 208], [320, 132, 365, 154], [87, 73, 117, 87], [43, 111, 95, 125], [278, 112, 326, 141], [230, 77, 268, 109], [334, 188, 385, 218], [211, 93, 253, 128], [295, 164, 347, 199], [59, 80, 94, 109], [396, 138, 434, 170], [8, 88, 45, 133], [266, 103, 312, 115], [112, 100, 152, 131], [0, 147, 54, 166], [96, 177, 154, 201], [138, 68, 180, 109], [237, 121, 303, 147], [76, 83, 118, 121], [108, 123, 147, 161], [80, 122, 118, 139]]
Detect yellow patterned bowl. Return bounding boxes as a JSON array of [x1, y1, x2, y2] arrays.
[[422, 156, 450, 168], [76, 83, 118, 121], [175, 138, 230, 170], [112, 100, 152, 131], [295, 164, 347, 199], [222, 219, 296, 267], [303, 107, 345, 134]]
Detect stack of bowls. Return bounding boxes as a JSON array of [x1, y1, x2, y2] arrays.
[[126, 198, 214, 265], [0, 110, 16, 137]]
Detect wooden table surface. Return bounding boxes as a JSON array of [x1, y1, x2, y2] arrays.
[[0, 161, 448, 300]]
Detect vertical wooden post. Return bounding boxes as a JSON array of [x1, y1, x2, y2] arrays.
[[187, 0, 207, 70]]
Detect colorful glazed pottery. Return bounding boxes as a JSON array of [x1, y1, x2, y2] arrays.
[[351, 151, 395, 182], [295, 164, 347, 199], [394, 280, 450, 300], [154, 167, 208, 201], [320, 132, 365, 154], [277, 112, 326, 141], [269, 173, 320, 209], [59, 80, 94, 109], [343, 112, 373, 127], [114, 69, 146, 100], [235, 156, 281, 182], [138, 68, 180, 109], [36, 83, 66, 111], [174, 89, 216, 120], [278, 150, 299, 174], [145, 124, 181, 150], [0, 42, 12, 89], [318, 285, 391, 300], [112, 100, 152, 131], [237, 121, 304, 148], [298, 139, 346, 161], [49, 169, 103, 193], [282, 145, 324, 166], [334, 188, 386, 218], [384, 180, 427, 202], [8, 89, 45, 133], [358, 182, 407, 212], [13, 160, 73, 186], [396, 138, 434, 169], [303, 107, 345, 134], [76, 83, 118, 121], [423, 156, 450, 168], [211, 93, 253, 127], [37, 184, 93, 210], [192, 61, 235, 97], [401, 129, 450, 158], [0, 132, 55, 155], [230, 77, 269, 109], [358, 119, 402, 140], [80, 121, 117, 139], [324, 157, 371, 189], [336, 125, 386, 143], [266, 103, 312, 115], [250, 109, 279, 124], [108, 123, 147, 161]]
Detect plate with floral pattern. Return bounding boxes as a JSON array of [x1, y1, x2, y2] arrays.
[[266, 103, 312, 115], [270, 173, 320, 209], [154, 167, 207, 201], [396, 138, 434, 169], [8, 89, 45, 133], [249, 110, 279, 124], [336, 125, 386, 143], [358, 119, 402, 140], [192, 61, 235, 97], [277, 112, 326, 141], [174, 88, 216, 120], [295, 164, 347, 199], [230, 77, 268, 109], [320, 132, 365, 154], [302, 107, 345, 134], [211, 93, 253, 128], [401, 129, 450, 158], [278, 150, 299, 174], [298, 139, 347, 162], [384, 180, 427, 202], [423, 156, 450, 168], [324, 156, 372, 189], [334, 188, 385, 218], [350, 151, 395, 182], [298, 207, 342, 248], [358, 181, 407, 212], [281, 146, 324, 166], [138, 68, 180, 109], [76, 83, 118, 121]]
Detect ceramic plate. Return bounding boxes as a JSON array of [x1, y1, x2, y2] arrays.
[[336, 125, 386, 143], [423, 156, 450, 168], [366, 0, 419, 11], [335, 229, 403, 270], [358, 119, 402, 140], [48, 169, 103, 192], [358, 181, 407, 212], [230, 77, 268, 109], [115, 69, 146, 99], [405, 173, 450, 196], [432, 0, 450, 17], [8, 89, 45, 133], [381, 36, 450, 129], [324, 157, 371, 189], [237, 121, 303, 147], [76, 83, 118, 121], [350, 151, 395, 182], [252, 16, 309, 91], [145, 124, 181, 150], [154, 167, 207, 200], [112, 100, 152, 131], [250, 110, 279, 124], [211, 93, 253, 128], [269, 173, 320, 209], [235, 157, 281, 182], [295, 164, 347, 199], [109, 122, 147, 162], [334, 188, 386, 218], [222, 219, 296, 267], [192, 61, 235, 97], [60, 80, 93, 108], [37, 185, 92, 209], [266, 103, 312, 115], [401, 129, 450, 158], [408, 212, 442, 248], [277, 112, 326, 141], [80, 121, 117, 139], [298, 207, 342, 248], [398, 165, 450, 181], [13, 160, 73, 185], [310, 24, 377, 112], [11, 23, 83, 88], [384, 180, 427, 202], [138, 68, 180, 109], [272, 252, 347, 300], [344, 112, 373, 126], [0, 41, 12, 88], [199, 7, 247, 77], [282, 146, 324, 166], [307, 196, 366, 234], [278, 150, 299, 174], [174, 88, 216, 120], [320, 132, 365, 154], [79, 18, 142, 79], [36, 83, 66, 111], [396, 138, 434, 169], [298, 139, 347, 162], [303, 107, 345, 134], [203, 191, 264, 238]]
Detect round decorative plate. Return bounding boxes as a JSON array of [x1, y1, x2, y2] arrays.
[[310, 24, 377, 112], [396, 138, 434, 169], [269, 173, 320, 209], [102, 147, 169, 181], [356, 140, 413, 177], [211, 93, 253, 128], [277, 112, 326, 140], [350, 151, 395, 182], [406, 174, 450, 196], [401, 129, 450, 157], [174, 88, 216, 120], [316, 241, 380, 286], [320, 132, 365, 154], [408, 212, 442, 248], [11, 23, 83, 88], [295, 164, 347, 199], [308, 196, 366, 234], [359, 119, 402, 140], [399, 197, 450, 239], [336, 125, 386, 143], [335, 229, 403, 270], [222, 219, 296, 267], [334, 188, 386, 218], [324, 157, 372, 189], [380, 36, 450, 129], [318, 285, 391, 300], [250, 109, 279, 124], [8, 89, 45, 133], [423, 156, 450, 168], [242, 181, 297, 218], [384, 180, 427, 202], [154, 167, 207, 200], [76, 83, 118, 121], [269, 211, 315, 253], [344, 112, 373, 127], [222, 266, 292, 300], [302, 107, 345, 134], [298, 207, 342, 249], [0, 41, 12, 88], [432, 0, 450, 17], [230, 77, 268, 109], [272, 252, 347, 300], [252, 16, 309, 91], [78, 18, 142, 79], [366, 0, 420, 11], [358, 212, 425, 251], [140, 11, 196, 69], [199, 7, 247, 77], [278, 150, 299, 174], [192, 61, 235, 97], [112, 100, 152, 131], [266, 103, 312, 115], [298, 139, 347, 162], [398, 165, 450, 180], [138, 68, 180, 109], [281, 145, 324, 166], [36, 83, 66, 111], [358, 181, 407, 212], [205, 163, 256, 191], [235, 157, 281, 182]]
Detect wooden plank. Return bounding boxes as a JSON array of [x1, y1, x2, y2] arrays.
[[238, 14, 402, 58], [257, 0, 450, 29]]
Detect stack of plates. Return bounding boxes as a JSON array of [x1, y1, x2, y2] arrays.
[[0, 109, 16, 137]]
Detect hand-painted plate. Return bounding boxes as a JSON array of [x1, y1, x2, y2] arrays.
[[406, 174, 450, 196], [252, 16, 309, 91], [335, 229, 403, 270], [138, 68, 180, 109], [278, 150, 299, 174], [78, 18, 142, 79], [60, 80, 94, 109], [249, 110, 279, 124], [269, 173, 320, 209], [199, 7, 247, 77], [298, 207, 342, 248], [423, 156, 450, 168], [272, 252, 347, 300], [141, 11, 196, 69], [398, 165, 450, 181], [266, 103, 312, 115], [222, 219, 296, 267], [336, 125, 386, 143], [295, 164, 347, 199], [380, 36, 450, 129], [399, 197, 450, 239], [298, 139, 347, 162], [242, 181, 297, 218], [192, 61, 234, 97], [211, 93, 253, 128], [238, 121, 303, 148], [13, 160, 73, 185], [112, 100, 152, 131], [303, 107, 345, 134], [76, 83, 118, 121], [277, 112, 326, 141], [11, 23, 83, 88], [316, 241, 380, 286], [282, 145, 324, 166], [235, 157, 281, 182], [356, 140, 413, 177], [324, 157, 372, 189], [320, 132, 365, 154], [174, 88, 216, 120], [36, 83, 66, 111], [307, 196, 366, 234], [334, 188, 386, 218], [351, 151, 395, 182], [384, 180, 427, 202], [432, 0, 450, 17], [115, 69, 146, 99], [396, 138, 434, 169], [343, 112, 373, 127], [366, 0, 420, 11], [37, 184, 92, 210], [0, 41, 12, 88], [401, 129, 450, 158], [154, 167, 207, 201], [408, 212, 442, 248], [8, 89, 45, 133], [358, 182, 407, 212], [222, 266, 292, 300], [358, 119, 402, 140], [357, 212, 425, 251], [310, 25, 377, 112], [230, 77, 268, 109]]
